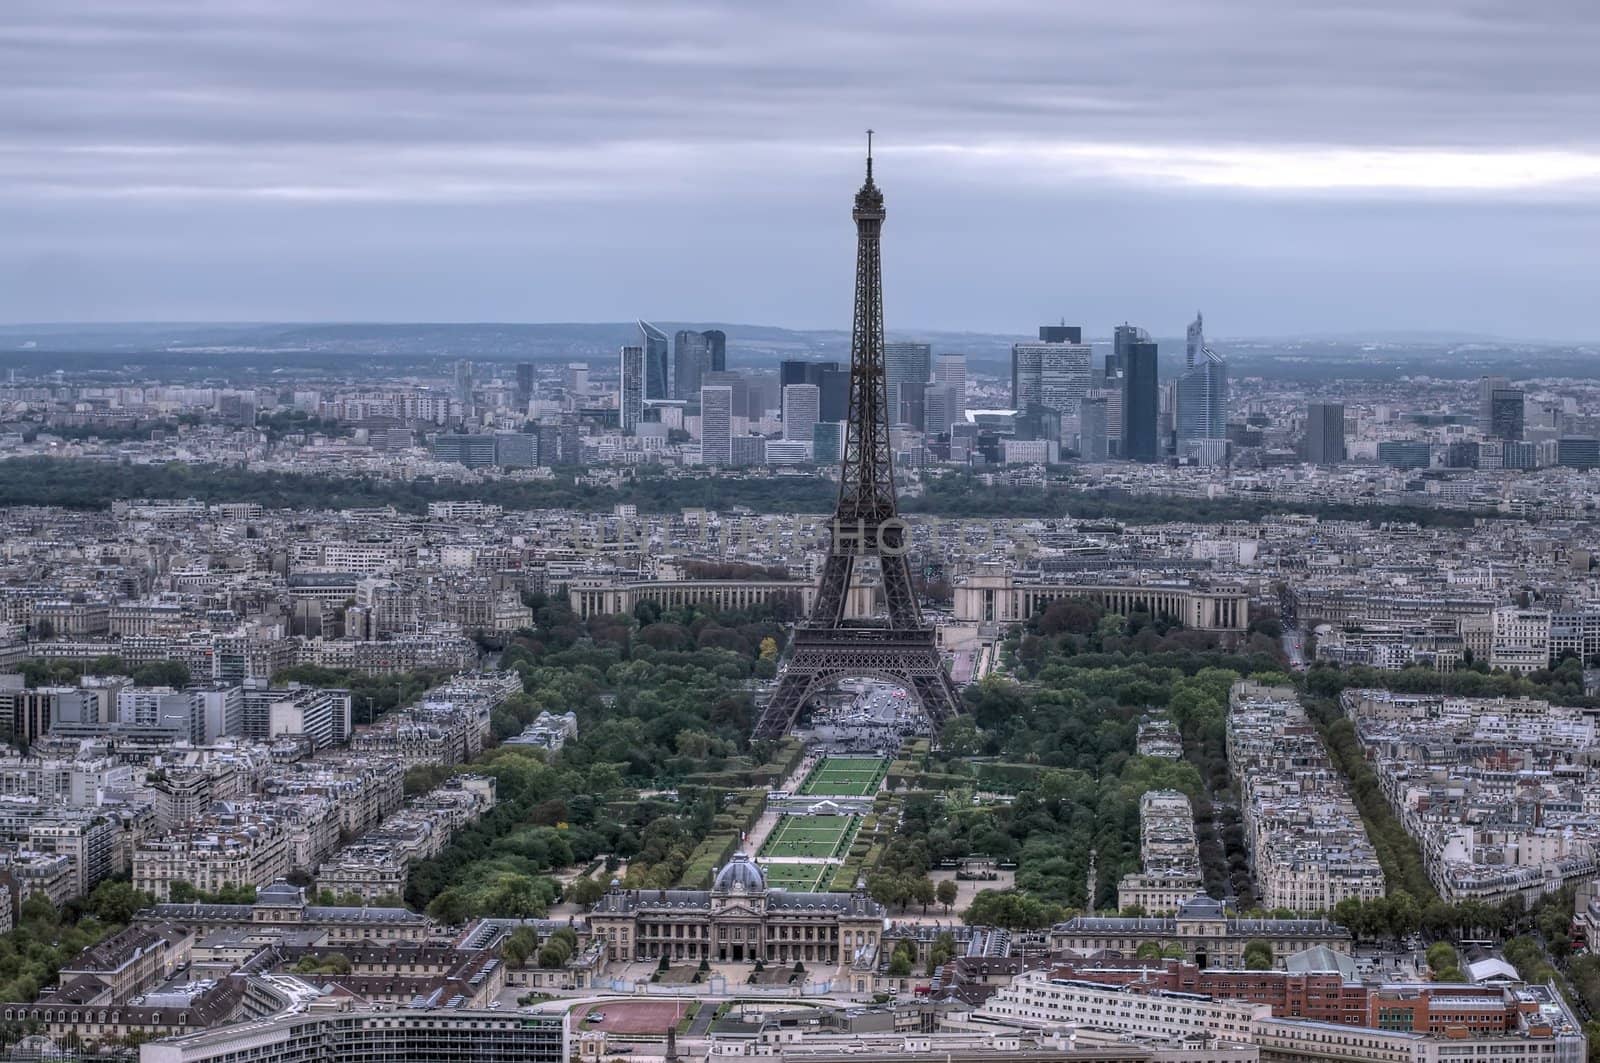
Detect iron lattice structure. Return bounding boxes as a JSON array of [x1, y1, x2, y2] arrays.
[[752, 141, 962, 739]]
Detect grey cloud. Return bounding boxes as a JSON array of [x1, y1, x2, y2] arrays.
[[3, 0, 1600, 334], [7, 1, 1600, 167]]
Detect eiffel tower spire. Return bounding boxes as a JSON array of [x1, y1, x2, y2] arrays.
[[752, 138, 962, 740]]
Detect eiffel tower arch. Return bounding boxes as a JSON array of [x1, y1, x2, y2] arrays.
[[752, 137, 963, 740]]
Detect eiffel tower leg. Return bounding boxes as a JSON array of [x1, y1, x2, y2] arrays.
[[753, 667, 816, 740], [911, 668, 962, 729], [879, 551, 920, 630], [752, 632, 964, 740]]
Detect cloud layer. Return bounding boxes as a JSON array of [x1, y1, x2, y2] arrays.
[[3, 0, 1598, 334]]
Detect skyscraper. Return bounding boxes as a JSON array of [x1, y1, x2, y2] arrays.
[[1176, 311, 1228, 460], [705, 329, 727, 373], [929, 354, 967, 433], [1079, 397, 1108, 461], [673, 329, 727, 401], [700, 385, 733, 466], [897, 380, 928, 430], [638, 320, 670, 401], [1110, 323, 1140, 381], [454, 360, 475, 411], [618, 345, 644, 433], [1011, 344, 1042, 410], [818, 366, 850, 422], [883, 342, 931, 421], [1489, 388, 1525, 441], [1306, 402, 1347, 465], [514, 363, 535, 411], [703, 371, 751, 428], [1012, 326, 1091, 424], [564, 362, 588, 396], [1040, 344, 1092, 417], [1478, 375, 1509, 434], [1121, 333, 1159, 463], [812, 421, 844, 466], [782, 383, 821, 441], [780, 360, 811, 388], [780, 360, 849, 423]]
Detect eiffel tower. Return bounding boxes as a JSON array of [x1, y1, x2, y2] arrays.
[[752, 135, 962, 740]]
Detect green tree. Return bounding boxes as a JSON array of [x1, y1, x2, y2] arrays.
[[503, 925, 540, 967], [1242, 940, 1274, 970], [87, 880, 153, 924], [568, 877, 606, 906], [935, 879, 959, 913], [427, 889, 472, 925], [912, 876, 936, 914]]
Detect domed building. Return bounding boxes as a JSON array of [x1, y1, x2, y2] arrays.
[[588, 853, 885, 967]]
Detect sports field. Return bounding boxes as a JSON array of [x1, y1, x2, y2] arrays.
[[758, 861, 832, 891], [797, 756, 888, 797], [760, 814, 859, 859]]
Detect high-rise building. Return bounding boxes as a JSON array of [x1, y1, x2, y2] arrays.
[[1378, 440, 1433, 469], [1079, 397, 1108, 461], [929, 354, 967, 433], [1503, 440, 1538, 469], [432, 433, 497, 468], [618, 345, 644, 433], [702, 371, 752, 425], [812, 421, 844, 466], [780, 359, 838, 387], [1121, 332, 1159, 463], [782, 383, 821, 441], [673, 329, 726, 401], [454, 360, 474, 412], [700, 385, 733, 466], [1489, 388, 1525, 441], [897, 380, 928, 430], [1306, 402, 1347, 465], [1040, 342, 1092, 415], [1106, 326, 1139, 453], [883, 342, 931, 420], [1176, 311, 1228, 460], [564, 362, 588, 396], [1039, 324, 1082, 344], [933, 353, 966, 391], [1478, 375, 1509, 434], [1011, 345, 1042, 410], [818, 366, 849, 422], [513, 363, 535, 411], [534, 422, 561, 466], [1012, 326, 1091, 424], [1558, 437, 1600, 469], [494, 432, 537, 468], [559, 413, 581, 465], [1110, 323, 1141, 381], [730, 434, 765, 467], [638, 320, 670, 401], [924, 387, 961, 437]]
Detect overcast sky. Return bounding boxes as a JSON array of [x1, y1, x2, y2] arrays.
[[5, 0, 1600, 339]]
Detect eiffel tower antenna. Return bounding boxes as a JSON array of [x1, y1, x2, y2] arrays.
[[752, 138, 963, 740]]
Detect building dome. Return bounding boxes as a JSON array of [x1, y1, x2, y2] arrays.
[[713, 853, 766, 893]]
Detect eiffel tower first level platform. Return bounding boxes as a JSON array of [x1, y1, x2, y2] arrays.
[[751, 628, 962, 739]]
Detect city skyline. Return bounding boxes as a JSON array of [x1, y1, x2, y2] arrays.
[[5, 5, 1600, 1061]]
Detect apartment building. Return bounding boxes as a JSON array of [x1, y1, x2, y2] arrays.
[[1117, 790, 1205, 913], [133, 808, 291, 900], [1227, 682, 1385, 910]]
